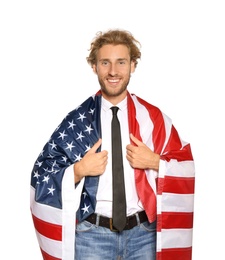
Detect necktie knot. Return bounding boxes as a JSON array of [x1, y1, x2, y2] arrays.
[[111, 106, 119, 116]]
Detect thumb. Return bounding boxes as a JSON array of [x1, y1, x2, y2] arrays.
[[89, 139, 102, 153], [130, 133, 142, 146]]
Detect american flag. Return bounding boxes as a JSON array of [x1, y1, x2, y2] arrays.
[[30, 91, 195, 260]]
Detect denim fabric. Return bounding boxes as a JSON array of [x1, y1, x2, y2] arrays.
[[75, 216, 156, 260]]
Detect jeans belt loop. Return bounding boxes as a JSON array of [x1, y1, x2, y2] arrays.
[[96, 214, 100, 226], [135, 212, 141, 226], [109, 218, 119, 232]]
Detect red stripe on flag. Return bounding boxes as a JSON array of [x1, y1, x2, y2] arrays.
[[32, 214, 62, 241], [157, 246, 192, 260], [157, 177, 164, 195], [157, 176, 194, 195], [41, 248, 61, 260], [161, 127, 193, 162], [135, 168, 157, 222], [157, 214, 162, 232], [157, 212, 193, 231], [162, 176, 195, 194], [161, 212, 194, 229]]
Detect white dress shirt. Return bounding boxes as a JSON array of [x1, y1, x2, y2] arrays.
[[95, 96, 144, 217]]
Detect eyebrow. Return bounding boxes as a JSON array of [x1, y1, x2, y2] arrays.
[[98, 58, 128, 62]]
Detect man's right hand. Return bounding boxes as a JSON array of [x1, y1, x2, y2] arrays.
[[73, 139, 108, 183]]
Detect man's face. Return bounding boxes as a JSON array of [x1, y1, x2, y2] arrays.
[[93, 44, 135, 104]]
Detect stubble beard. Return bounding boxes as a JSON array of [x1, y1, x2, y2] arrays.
[[98, 76, 131, 98]]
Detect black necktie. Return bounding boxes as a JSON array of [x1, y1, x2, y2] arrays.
[[111, 106, 126, 232]]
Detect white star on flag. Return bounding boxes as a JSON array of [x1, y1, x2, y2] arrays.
[[81, 203, 90, 214]]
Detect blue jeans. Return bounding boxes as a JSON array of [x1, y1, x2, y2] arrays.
[[75, 214, 156, 260]]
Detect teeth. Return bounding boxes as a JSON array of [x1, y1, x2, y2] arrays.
[[108, 79, 119, 83]]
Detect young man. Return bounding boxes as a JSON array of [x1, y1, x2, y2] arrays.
[[30, 29, 195, 260]]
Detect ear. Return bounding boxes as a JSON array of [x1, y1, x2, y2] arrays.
[[92, 64, 97, 74], [131, 61, 136, 73]]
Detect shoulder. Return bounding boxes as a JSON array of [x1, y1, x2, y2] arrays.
[[130, 93, 161, 114], [129, 93, 172, 125]]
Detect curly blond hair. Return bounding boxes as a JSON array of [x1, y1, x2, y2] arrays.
[[86, 29, 141, 68]]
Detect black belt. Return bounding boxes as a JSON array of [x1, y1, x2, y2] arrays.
[[85, 211, 148, 232]]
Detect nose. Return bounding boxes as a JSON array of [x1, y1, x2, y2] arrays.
[[108, 63, 117, 76]]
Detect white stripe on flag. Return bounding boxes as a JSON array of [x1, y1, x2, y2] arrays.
[[161, 193, 194, 212], [36, 230, 62, 258], [132, 95, 154, 149], [159, 228, 193, 249], [30, 187, 62, 224], [166, 160, 195, 177]]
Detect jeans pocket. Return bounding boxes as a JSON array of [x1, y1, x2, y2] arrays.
[[140, 220, 156, 232], [76, 221, 95, 233]]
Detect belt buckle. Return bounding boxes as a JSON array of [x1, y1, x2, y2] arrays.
[[109, 218, 119, 232]]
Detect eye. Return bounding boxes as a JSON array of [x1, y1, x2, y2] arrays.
[[118, 60, 126, 65], [101, 61, 109, 66]]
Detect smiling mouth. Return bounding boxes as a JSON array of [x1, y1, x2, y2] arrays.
[[107, 78, 120, 84]]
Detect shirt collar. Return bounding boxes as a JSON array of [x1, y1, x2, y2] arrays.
[[101, 96, 127, 112]]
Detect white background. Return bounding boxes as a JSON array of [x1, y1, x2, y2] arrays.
[[1, 1, 224, 259]]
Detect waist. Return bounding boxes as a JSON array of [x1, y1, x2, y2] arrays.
[[85, 211, 148, 232]]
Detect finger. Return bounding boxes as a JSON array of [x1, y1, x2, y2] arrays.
[[97, 149, 108, 158], [126, 148, 133, 155], [89, 139, 102, 153], [126, 144, 133, 151]]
